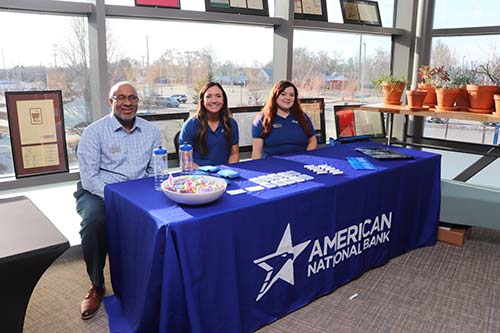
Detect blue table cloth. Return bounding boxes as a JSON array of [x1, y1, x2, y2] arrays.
[[104, 142, 441, 332]]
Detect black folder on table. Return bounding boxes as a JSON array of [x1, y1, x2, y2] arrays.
[[355, 147, 414, 160]]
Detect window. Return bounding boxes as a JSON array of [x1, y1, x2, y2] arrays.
[[425, 36, 500, 145], [105, 18, 273, 151], [0, 12, 90, 177], [293, 30, 391, 139], [107, 18, 273, 112], [434, 0, 500, 29], [431, 36, 500, 77]]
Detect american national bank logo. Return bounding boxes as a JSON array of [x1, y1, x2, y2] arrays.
[[253, 224, 311, 301], [252, 212, 393, 301]]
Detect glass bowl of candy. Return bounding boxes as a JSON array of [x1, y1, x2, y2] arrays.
[[161, 175, 227, 205]]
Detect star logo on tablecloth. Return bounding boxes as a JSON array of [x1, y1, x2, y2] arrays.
[[253, 223, 311, 301]]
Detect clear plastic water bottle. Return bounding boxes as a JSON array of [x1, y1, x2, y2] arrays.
[[153, 146, 168, 191], [179, 143, 193, 175]]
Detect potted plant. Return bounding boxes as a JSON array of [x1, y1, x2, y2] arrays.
[[466, 64, 500, 113], [466, 84, 499, 113], [374, 74, 406, 105], [494, 94, 500, 116], [449, 69, 476, 111], [434, 66, 460, 111], [405, 89, 427, 110], [417, 65, 438, 107]]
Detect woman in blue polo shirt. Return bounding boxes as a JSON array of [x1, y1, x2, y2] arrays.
[[179, 82, 239, 167], [251, 80, 317, 159]]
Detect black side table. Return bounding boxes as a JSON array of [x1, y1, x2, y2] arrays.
[[0, 196, 69, 333]]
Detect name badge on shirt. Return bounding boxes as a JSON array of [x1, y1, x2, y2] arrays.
[[273, 123, 283, 128], [110, 145, 121, 154]]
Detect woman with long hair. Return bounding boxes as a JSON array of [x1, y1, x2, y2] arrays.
[[251, 80, 317, 159], [179, 82, 239, 167]]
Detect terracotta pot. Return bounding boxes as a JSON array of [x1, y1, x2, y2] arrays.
[[382, 82, 406, 105], [466, 84, 500, 113], [405, 90, 427, 110], [418, 83, 437, 107], [436, 88, 460, 111], [455, 86, 469, 111], [494, 94, 500, 116]]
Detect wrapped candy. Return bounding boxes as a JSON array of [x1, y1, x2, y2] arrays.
[[164, 175, 225, 194]]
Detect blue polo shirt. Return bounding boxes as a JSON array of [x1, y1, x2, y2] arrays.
[[179, 117, 239, 166], [252, 113, 315, 158]]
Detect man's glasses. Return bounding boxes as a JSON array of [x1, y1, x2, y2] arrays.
[[111, 95, 139, 103]]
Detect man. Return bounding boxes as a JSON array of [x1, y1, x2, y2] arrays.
[[74, 81, 161, 320]]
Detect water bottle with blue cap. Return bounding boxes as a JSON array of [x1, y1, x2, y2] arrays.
[[153, 145, 168, 191], [179, 143, 193, 175]]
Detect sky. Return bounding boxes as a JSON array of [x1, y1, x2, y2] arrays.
[[0, 0, 499, 69]]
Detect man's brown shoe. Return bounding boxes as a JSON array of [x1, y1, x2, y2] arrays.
[[80, 284, 105, 320]]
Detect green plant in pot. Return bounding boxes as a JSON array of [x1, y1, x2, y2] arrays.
[[450, 68, 476, 110], [450, 68, 477, 87], [466, 64, 500, 113], [434, 66, 460, 111], [374, 74, 406, 105], [417, 65, 438, 107]]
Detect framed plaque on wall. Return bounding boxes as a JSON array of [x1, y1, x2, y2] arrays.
[[300, 98, 326, 144], [340, 0, 382, 26], [294, 0, 328, 21], [135, 0, 180, 9], [5, 90, 69, 178], [205, 0, 269, 17]]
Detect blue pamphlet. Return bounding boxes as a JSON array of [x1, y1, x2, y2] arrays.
[[198, 165, 220, 173], [217, 169, 240, 179], [346, 157, 376, 170]]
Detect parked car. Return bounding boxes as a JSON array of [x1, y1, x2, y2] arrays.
[[154, 96, 180, 108], [427, 117, 448, 124], [171, 94, 188, 103]]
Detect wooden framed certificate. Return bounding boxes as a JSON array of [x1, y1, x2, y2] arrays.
[[294, 0, 328, 22], [205, 0, 269, 16], [300, 98, 326, 144], [340, 0, 382, 26], [228, 106, 263, 152], [135, 0, 180, 8], [5, 91, 69, 178]]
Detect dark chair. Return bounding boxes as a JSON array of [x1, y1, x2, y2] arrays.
[[174, 131, 180, 155]]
